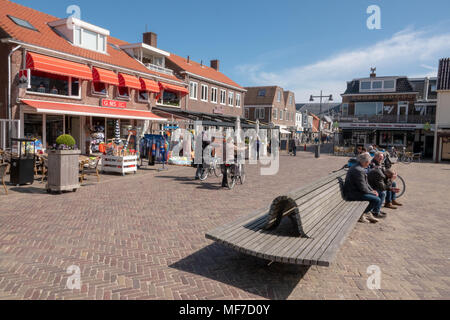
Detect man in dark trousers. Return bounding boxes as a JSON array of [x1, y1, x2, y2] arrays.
[[344, 153, 381, 224]]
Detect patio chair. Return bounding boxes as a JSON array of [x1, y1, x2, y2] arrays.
[[80, 157, 101, 183], [0, 163, 8, 195]]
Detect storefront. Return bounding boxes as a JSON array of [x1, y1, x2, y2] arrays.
[[20, 99, 166, 155]]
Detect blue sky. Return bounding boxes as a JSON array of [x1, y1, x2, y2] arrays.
[[12, 0, 450, 102]]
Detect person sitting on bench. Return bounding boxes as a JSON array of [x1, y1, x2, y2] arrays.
[[384, 170, 403, 209], [344, 153, 380, 224]]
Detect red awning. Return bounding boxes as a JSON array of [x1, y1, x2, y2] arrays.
[[140, 78, 160, 93], [118, 73, 141, 90], [26, 52, 93, 80], [159, 82, 189, 95], [92, 67, 120, 86], [21, 99, 166, 121]]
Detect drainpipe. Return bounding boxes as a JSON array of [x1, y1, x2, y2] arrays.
[[8, 45, 22, 123]]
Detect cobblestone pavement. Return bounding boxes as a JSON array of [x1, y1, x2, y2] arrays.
[[0, 150, 449, 300]]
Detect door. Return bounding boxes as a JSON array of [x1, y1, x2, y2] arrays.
[[425, 136, 434, 159], [398, 102, 408, 123], [442, 137, 450, 161]]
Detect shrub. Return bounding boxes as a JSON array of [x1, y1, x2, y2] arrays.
[[55, 134, 76, 149]]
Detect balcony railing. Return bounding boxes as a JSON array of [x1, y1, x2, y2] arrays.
[[338, 114, 436, 124], [144, 63, 174, 76]]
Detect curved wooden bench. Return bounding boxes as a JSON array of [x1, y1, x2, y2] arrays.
[[205, 170, 368, 267]]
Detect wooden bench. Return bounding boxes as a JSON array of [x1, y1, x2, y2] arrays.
[[205, 170, 368, 267]]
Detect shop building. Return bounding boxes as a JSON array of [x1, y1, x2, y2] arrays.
[[339, 69, 437, 157], [435, 58, 450, 162], [0, 0, 194, 154]]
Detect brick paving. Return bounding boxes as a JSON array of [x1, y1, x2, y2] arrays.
[[0, 149, 449, 300]]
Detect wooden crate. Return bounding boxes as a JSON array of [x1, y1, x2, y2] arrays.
[[101, 155, 137, 176]]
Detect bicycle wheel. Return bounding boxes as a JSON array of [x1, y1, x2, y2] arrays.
[[402, 156, 412, 165], [213, 167, 223, 178], [396, 175, 406, 199], [226, 167, 236, 190], [199, 168, 209, 181], [239, 165, 246, 185]]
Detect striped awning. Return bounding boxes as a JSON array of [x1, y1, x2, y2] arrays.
[[26, 52, 92, 80], [118, 73, 141, 90], [92, 67, 119, 86]]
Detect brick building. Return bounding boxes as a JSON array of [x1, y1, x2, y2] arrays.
[[243, 86, 296, 136], [339, 70, 437, 157], [435, 58, 450, 162]]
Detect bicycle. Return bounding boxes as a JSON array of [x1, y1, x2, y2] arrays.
[[223, 162, 246, 190], [199, 157, 223, 181], [336, 156, 406, 199]]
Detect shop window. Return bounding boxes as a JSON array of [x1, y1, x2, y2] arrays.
[[24, 114, 43, 141], [393, 134, 405, 146], [138, 91, 149, 102], [118, 87, 130, 99], [46, 115, 64, 148], [92, 82, 108, 96], [106, 119, 116, 141], [158, 91, 180, 107], [28, 70, 80, 97]]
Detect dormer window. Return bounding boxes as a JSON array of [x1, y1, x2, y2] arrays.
[[49, 17, 109, 54]]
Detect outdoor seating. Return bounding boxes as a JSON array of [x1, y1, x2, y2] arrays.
[[0, 163, 8, 195], [206, 170, 368, 267], [80, 156, 101, 183]]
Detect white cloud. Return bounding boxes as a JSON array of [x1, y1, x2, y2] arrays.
[[236, 27, 450, 102]]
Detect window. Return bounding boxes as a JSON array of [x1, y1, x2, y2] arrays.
[[384, 80, 395, 89], [28, 70, 80, 97], [372, 81, 382, 89], [258, 89, 266, 97], [201, 85, 209, 102], [24, 114, 43, 141], [273, 108, 278, 120], [118, 87, 129, 99], [46, 115, 64, 148], [289, 95, 293, 105], [92, 82, 107, 96], [211, 87, 218, 103], [342, 103, 349, 116], [138, 91, 149, 102], [361, 81, 371, 90], [189, 82, 198, 100], [8, 15, 38, 31], [355, 102, 384, 116], [244, 108, 250, 119], [257, 108, 265, 120], [235, 93, 241, 108], [73, 27, 107, 53], [158, 91, 180, 107], [277, 91, 282, 102], [220, 90, 226, 105], [280, 110, 283, 120], [228, 92, 234, 106]]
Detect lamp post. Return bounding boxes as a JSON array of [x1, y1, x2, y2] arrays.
[[310, 91, 333, 157]]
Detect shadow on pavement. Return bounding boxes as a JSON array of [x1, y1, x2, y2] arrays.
[[169, 243, 310, 300]]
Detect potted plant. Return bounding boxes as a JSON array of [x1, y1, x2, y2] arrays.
[[47, 134, 81, 194]]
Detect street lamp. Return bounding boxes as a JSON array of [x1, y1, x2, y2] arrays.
[[310, 90, 333, 157]]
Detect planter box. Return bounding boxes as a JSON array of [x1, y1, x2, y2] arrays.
[[102, 155, 137, 176], [47, 150, 81, 193]]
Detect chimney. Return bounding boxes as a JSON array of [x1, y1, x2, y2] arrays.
[[370, 67, 377, 78], [143, 32, 157, 47], [210, 60, 220, 71], [187, 56, 190, 64]]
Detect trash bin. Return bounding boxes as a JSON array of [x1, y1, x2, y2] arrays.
[[10, 138, 35, 186], [315, 145, 321, 158]]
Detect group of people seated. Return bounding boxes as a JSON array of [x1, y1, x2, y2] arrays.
[[344, 151, 403, 224]]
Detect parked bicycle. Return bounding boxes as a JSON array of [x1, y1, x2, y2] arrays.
[[223, 162, 246, 190], [199, 157, 223, 181]]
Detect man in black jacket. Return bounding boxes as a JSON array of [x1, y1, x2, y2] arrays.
[[344, 153, 380, 223]]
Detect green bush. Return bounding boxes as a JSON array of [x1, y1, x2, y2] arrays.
[[56, 134, 76, 148]]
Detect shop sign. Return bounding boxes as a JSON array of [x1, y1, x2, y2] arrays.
[[101, 99, 127, 109], [339, 123, 425, 130]]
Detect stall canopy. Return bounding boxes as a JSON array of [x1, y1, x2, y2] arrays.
[[140, 78, 160, 93], [159, 82, 189, 95], [92, 67, 120, 86], [21, 99, 167, 121], [153, 106, 274, 129], [26, 52, 93, 80], [118, 73, 142, 90]]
